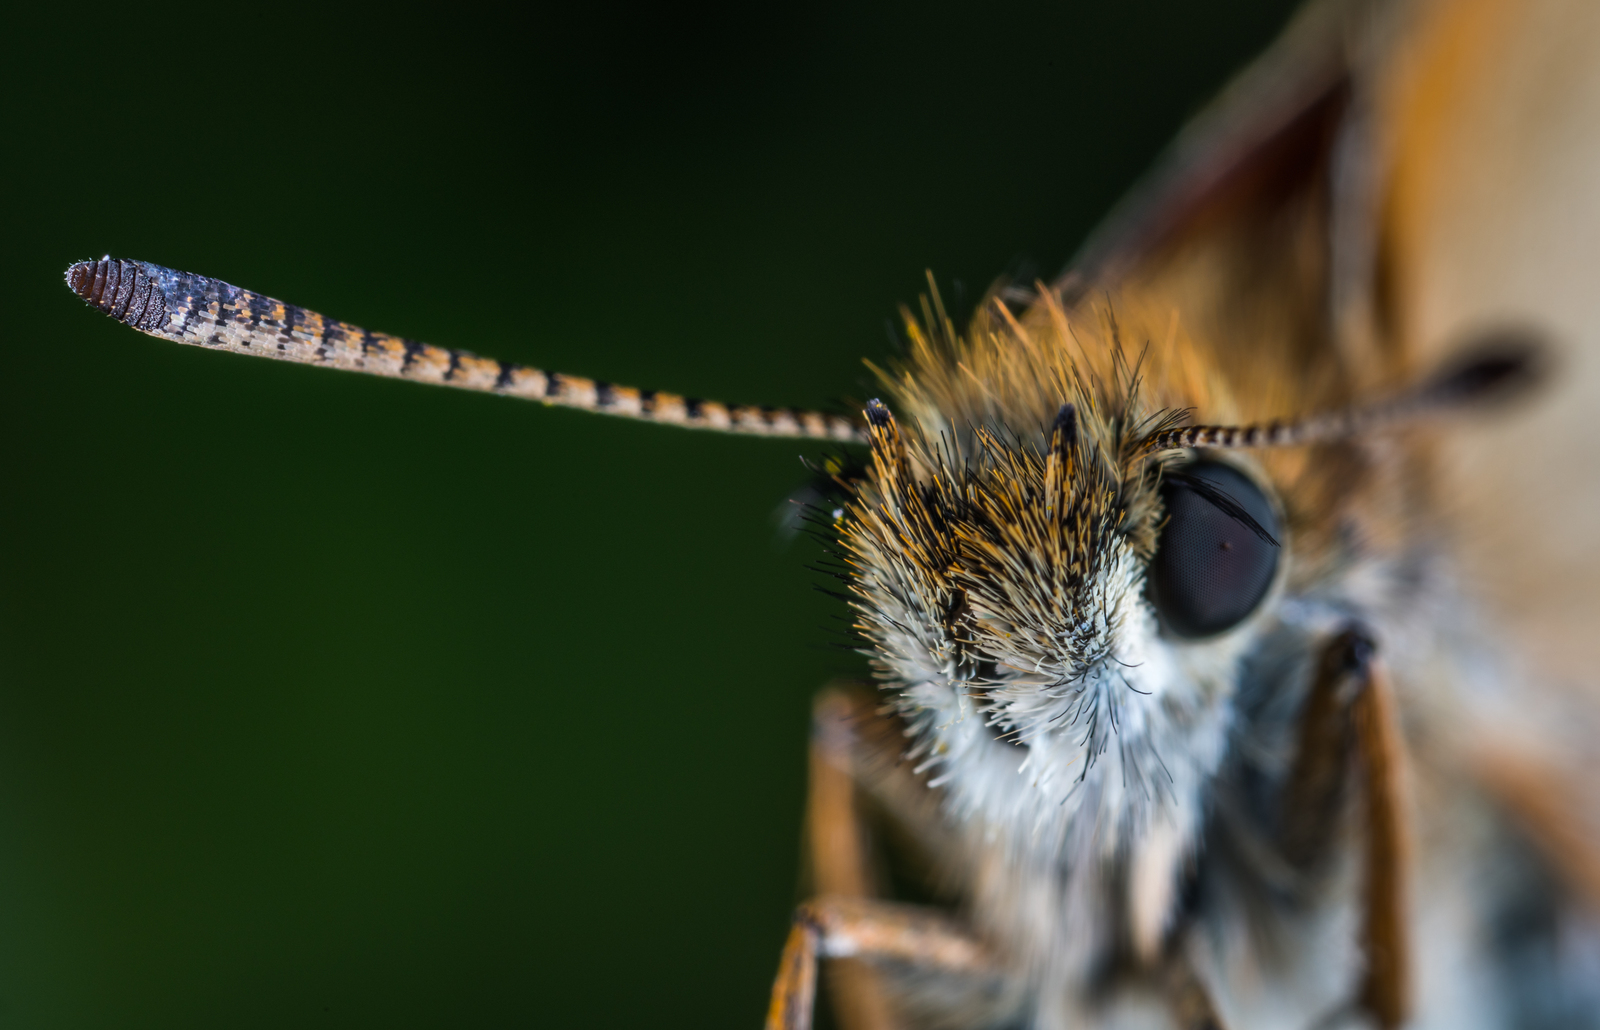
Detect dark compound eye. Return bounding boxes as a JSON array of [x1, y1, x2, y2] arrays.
[[1147, 461, 1281, 639]]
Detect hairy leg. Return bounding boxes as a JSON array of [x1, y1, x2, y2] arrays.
[[1277, 628, 1412, 1030], [765, 895, 991, 1030], [806, 689, 896, 1030]]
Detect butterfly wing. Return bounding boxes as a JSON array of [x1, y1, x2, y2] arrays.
[[1381, 0, 1600, 693]]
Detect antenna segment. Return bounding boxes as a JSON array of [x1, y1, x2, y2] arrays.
[[66, 256, 863, 443], [1141, 338, 1542, 453]]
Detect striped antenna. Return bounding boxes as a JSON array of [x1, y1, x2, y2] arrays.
[[1142, 336, 1543, 453], [65, 256, 864, 443]]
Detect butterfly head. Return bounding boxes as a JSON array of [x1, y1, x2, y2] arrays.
[[839, 359, 1282, 864]]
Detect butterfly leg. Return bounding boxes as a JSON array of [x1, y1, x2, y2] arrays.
[[1468, 739, 1600, 908], [766, 688, 990, 1030], [804, 689, 897, 1030], [764, 895, 990, 1030], [1279, 627, 1411, 1030]]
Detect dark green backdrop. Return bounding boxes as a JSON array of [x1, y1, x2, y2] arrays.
[[2, 3, 1296, 1026]]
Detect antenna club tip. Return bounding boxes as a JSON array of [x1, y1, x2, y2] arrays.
[[1429, 328, 1549, 406], [865, 398, 894, 428], [64, 255, 171, 332], [65, 256, 110, 302]]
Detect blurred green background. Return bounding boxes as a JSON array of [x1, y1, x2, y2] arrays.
[[1, 2, 1296, 1026]]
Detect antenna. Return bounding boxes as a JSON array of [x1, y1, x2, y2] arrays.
[[66, 257, 865, 443], [1140, 335, 1545, 454]]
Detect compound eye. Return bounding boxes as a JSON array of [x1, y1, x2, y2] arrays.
[[1147, 461, 1280, 639]]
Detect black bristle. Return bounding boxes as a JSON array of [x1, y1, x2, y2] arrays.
[[1052, 403, 1078, 450]]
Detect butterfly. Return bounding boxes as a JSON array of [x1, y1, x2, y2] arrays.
[[61, 0, 1600, 1027]]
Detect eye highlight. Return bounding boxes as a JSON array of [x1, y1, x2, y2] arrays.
[[1147, 461, 1280, 639]]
